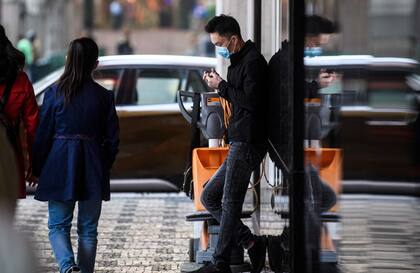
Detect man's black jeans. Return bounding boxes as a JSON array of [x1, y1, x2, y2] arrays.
[[200, 142, 266, 266]]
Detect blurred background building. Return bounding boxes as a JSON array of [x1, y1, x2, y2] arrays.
[[1, 0, 420, 80], [0, 0, 216, 81], [306, 0, 420, 59], [1, 1, 420, 272]]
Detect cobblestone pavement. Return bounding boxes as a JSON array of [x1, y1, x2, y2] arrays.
[[14, 193, 420, 273], [339, 195, 420, 273]]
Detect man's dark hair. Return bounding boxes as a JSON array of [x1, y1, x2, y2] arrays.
[[205, 14, 242, 39], [306, 15, 338, 36]]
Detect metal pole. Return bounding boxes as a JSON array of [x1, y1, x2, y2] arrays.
[[253, 0, 262, 51], [250, 0, 262, 235], [272, 0, 282, 53], [289, 0, 308, 272], [247, 0, 254, 41]]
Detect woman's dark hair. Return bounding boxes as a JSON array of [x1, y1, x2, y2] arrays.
[[0, 25, 25, 84], [205, 14, 242, 39], [57, 37, 99, 103]]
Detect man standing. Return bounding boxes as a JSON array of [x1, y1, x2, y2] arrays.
[[266, 15, 339, 273], [268, 15, 338, 170], [17, 30, 37, 81], [110, 0, 124, 30], [195, 15, 268, 273], [116, 27, 134, 55]]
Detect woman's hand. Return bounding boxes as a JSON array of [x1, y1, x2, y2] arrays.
[[25, 168, 38, 187]]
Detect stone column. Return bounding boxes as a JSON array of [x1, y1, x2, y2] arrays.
[[1, 0, 24, 43]]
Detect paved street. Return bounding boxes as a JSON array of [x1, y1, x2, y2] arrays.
[[339, 195, 420, 273], [14, 192, 420, 273]]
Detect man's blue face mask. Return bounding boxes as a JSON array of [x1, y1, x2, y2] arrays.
[[216, 37, 233, 59], [304, 47, 323, 57], [216, 46, 231, 59]]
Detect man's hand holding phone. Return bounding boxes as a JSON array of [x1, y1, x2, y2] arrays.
[[318, 69, 337, 88], [203, 69, 223, 90]]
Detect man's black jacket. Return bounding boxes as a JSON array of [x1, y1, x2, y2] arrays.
[[217, 40, 268, 144], [267, 40, 319, 169], [267, 40, 292, 170]]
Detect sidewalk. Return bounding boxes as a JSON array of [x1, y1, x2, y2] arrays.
[[339, 195, 420, 273], [14, 193, 420, 273]]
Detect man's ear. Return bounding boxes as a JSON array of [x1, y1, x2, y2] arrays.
[[94, 60, 99, 70], [232, 35, 239, 43]]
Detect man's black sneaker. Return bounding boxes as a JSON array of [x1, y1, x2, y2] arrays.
[[190, 263, 232, 273], [65, 265, 80, 273], [268, 227, 289, 273], [247, 235, 267, 273]]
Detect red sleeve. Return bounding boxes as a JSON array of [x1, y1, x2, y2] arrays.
[[21, 73, 40, 166]]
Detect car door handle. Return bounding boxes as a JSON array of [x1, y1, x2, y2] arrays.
[[365, 120, 409, 126]]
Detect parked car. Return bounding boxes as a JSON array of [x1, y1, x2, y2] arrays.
[[34, 55, 216, 189], [34, 54, 420, 189], [305, 55, 420, 181]]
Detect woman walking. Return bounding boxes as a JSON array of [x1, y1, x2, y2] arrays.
[[33, 37, 119, 273], [0, 25, 39, 202]]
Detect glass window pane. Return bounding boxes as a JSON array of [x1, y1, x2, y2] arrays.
[[187, 71, 206, 92], [369, 89, 411, 108], [93, 68, 123, 92], [134, 69, 182, 105], [368, 74, 413, 109], [341, 78, 368, 106]]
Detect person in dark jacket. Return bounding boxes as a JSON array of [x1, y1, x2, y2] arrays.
[[116, 27, 134, 55], [266, 15, 339, 273], [268, 15, 338, 170], [33, 37, 119, 273], [193, 15, 267, 273]]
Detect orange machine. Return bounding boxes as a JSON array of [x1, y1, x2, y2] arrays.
[[192, 147, 229, 211], [305, 148, 343, 252], [305, 148, 342, 212], [191, 147, 229, 250]]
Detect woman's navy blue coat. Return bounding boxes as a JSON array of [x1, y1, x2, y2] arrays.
[[33, 79, 119, 201]]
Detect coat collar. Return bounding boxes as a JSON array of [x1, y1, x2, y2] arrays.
[[229, 40, 254, 66]]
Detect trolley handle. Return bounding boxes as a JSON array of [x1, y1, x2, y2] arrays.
[[177, 90, 194, 124]]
